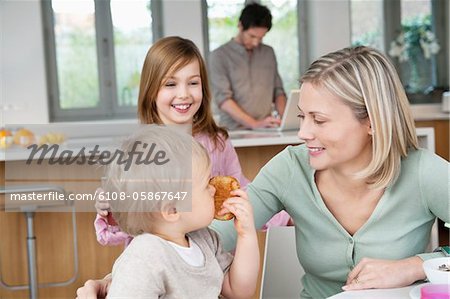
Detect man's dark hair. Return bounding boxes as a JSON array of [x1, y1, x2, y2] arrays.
[[239, 3, 272, 31]]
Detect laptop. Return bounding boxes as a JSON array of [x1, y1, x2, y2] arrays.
[[260, 226, 305, 299], [255, 89, 301, 132]]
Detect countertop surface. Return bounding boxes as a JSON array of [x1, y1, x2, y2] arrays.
[[410, 103, 450, 121], [229, 129, 301, 147], [0, 127, 435, 161], [1, 130, 301, 161]]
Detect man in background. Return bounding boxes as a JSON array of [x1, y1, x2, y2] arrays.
[[209, 3, 287, 130]]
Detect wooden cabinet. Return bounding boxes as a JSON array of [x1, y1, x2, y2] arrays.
[[235, 144, 289, 180], [0, 162, 122, 299], [416, 120, 449, 161]]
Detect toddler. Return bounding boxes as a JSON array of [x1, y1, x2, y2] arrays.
[[104, 126, 259, 298]]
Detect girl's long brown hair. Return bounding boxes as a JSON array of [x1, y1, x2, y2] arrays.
[[137, 36, 228, 149]]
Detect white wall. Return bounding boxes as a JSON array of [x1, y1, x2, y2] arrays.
[[1, 0, 49, 124], [162, 0, 205, 55], [305, 0, 351, 62]]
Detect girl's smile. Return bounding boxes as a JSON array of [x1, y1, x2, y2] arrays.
[[171, 103, 193, 113]]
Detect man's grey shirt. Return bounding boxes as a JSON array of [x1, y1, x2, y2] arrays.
[[209, 39, 285, 130]]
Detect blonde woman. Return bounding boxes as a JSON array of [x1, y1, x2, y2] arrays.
[[212, 46, 449, 298]]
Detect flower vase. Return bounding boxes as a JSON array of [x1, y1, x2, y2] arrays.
[[401, 48, 434, 94]]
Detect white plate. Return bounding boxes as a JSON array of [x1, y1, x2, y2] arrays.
[[409, 282, 431, 299]]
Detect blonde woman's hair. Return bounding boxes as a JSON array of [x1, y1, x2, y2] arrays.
[[301, 46, 418, 189], [137, 36, 228, 150], [103, 125, 211, 236]]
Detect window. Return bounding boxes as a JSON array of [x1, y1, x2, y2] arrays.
[[204, 0, 301, 94], [350, 0, 449, 104], [42, 0, 161, 121], [111, 0, 155, 108], [398, 1, 437, 96], [206, 0, 243, 53], [260, 0, 300, 92], [351, 0, 384, 51]]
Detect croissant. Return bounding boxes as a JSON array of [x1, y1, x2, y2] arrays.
[[209, 176, 240, 221]]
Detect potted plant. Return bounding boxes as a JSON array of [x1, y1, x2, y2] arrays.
[[389, 15, 440, 94]]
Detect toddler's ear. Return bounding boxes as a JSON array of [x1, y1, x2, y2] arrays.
[[161, 203, 179, 222]]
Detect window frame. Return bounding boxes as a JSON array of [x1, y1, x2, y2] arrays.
[[374, 0, 448, 103], [41, 0, 163, 122], [431, 0, 449, 89]]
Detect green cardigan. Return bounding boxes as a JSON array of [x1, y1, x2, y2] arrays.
[[211, 144, 449, 298]]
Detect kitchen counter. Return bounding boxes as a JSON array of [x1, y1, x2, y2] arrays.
[[0, 127, 435, 161], [0, 129, 302, 161], [411, 103, 450, 121], [229, 129, 300, 147]]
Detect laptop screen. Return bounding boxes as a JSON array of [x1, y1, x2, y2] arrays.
[[254, 89, 300, 132]]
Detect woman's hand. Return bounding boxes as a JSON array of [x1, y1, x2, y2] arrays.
[[342, 256, 426, 291], [95, 187, 110, 217], [219, 189, 256, 237], [76, 276, 111, 299]]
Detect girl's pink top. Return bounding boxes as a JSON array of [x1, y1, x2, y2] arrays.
[[94, 213, 133, 246]]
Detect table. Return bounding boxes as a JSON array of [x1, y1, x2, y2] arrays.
[[327, 283, 425, 299]]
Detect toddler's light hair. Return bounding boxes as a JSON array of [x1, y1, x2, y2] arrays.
[[103, 125, 210, 236]]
